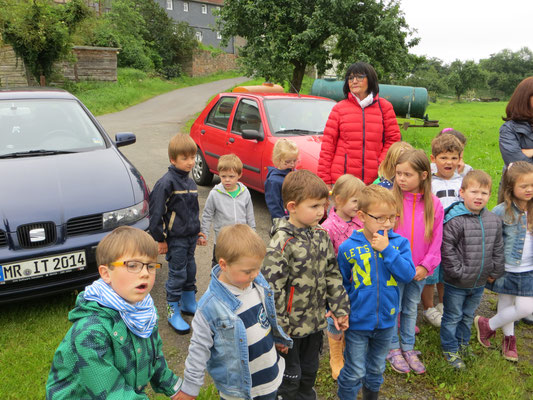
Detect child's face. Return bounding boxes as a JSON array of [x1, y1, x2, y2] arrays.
[[171, 153, 196, 172], [358, 202, 398, 240], [513, 172, 533, 204], [277, 155, 299, 170], [395, 161, 427, 193], [431, 151, 460, 179], [460, 183, 490, 214], [99, 253, 157, 304], [337, 195, 358, 220], [288, 197, 327, 228], [218, 255, 262, 290], [219, 169, 242, 192]]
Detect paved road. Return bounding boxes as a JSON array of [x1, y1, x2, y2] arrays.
[[97, 76, 274, 377]]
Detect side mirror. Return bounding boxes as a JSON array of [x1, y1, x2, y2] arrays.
[[115, 132, 136, 147], [242, 129, 264, 141]]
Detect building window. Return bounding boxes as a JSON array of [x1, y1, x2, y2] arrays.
[[183, 2, 188, 12], [201, 4, 207, 14], [217, 32, 222, 40], [196, 31, 203, 42], [166, 0, 173, 10]]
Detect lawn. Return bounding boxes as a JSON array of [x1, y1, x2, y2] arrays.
[[1, 88, 530, 399]]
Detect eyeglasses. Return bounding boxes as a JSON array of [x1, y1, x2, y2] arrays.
[[109, 260, 162, 274], [363, 212, 399, 224], [348, 74, 367, 82]]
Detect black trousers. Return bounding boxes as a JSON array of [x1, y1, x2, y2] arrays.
[[277, 331, 323, 400]]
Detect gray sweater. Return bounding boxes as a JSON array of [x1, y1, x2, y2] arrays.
[[200, 182, 255, 243]]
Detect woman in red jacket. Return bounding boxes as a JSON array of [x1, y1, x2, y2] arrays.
[[318, 62, 401, 186]]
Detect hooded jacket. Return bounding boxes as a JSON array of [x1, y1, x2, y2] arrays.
[[394, 192, 444, 276], [317, 94, 401, 185], [46, 294, 180, 400], [321, 208, 363, 255], [441, 202, 505, 288], [200, 182, 255, 242], [264, 167, 291, 219], [338, 229, 416, 331], [149, 165, 200, 241], [262, 217, 350, 338]]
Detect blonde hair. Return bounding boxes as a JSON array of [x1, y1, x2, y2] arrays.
[[272, 139, 299, 167], [96, 226, 158, 267], [332, 174, 365, 206], [499, 161, 533, 231], [431, 134, 463, 157], [378, 141, 414, 181], [357, 184, 398, 214], [215, 224, 266, 265], [217, 153, 243, 174], [282, 169, 329, 207], [168, 133, 197, 161], [393, 149, 435, 241]]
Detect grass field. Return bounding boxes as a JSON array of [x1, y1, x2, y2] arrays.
[[1, 83, 531, 399]]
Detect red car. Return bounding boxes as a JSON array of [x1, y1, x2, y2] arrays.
[[189, 92, 336, 192]]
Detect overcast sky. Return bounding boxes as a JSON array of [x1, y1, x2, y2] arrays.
[[399, 0, 533, 64]]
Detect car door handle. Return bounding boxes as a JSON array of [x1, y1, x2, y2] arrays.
[[228, 137, 235, 144], [200, 129, 206, 135]]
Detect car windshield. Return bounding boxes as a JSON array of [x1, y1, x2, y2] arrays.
[[264, 98, 335, 136], [0, 99, 106, 157]]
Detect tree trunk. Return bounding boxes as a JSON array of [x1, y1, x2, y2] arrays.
[[289, 62, 306, 93], [40, 75, 46, 87]]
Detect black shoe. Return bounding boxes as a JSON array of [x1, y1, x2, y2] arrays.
[[362, 386, 379, 400]]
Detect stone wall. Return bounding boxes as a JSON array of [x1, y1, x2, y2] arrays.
[[0, 46, 33, 87], [56, 46, 119, 82], [183, 48, 238, 77]]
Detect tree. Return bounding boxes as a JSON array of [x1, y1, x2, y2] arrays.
[[0, 0, 91, 85], [447, 60, 486, 101], [400, 56, 449, 96], [217, 0, 418, 92]]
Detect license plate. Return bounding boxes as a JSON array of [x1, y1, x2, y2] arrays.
[[0, 250, 87, 283]]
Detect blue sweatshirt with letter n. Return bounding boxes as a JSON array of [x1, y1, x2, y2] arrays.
[[338, 229, 416, 331]]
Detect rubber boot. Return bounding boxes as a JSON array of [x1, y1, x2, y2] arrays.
[[180, 290, 197, 315], [362, 385, 379, 400], [328, 335, 345, 380], [167, 301, 190, 334]]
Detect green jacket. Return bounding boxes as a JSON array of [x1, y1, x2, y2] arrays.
[[46, 293, 181, 400], [263, 218, 350, 338]]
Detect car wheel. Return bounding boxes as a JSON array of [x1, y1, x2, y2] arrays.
[[192, 149, 213, 185]]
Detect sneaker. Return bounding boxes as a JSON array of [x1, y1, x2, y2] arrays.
[[502, 335, 518, 362], [474, 316, 495, 348], [415, 325, 420, 335], [386, 349, 410, 374], [435, 303, 444, 315], [443, 351, 466, 370], [402, 350, 426, 374], [424, 307, 442, 327]]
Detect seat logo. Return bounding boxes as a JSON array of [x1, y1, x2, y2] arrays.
[[29, 228, 46, 242]]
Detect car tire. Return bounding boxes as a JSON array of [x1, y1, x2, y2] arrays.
[[192, 149, 213, 185]]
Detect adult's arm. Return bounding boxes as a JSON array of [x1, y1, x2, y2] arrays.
[[317, 106, 341, 185], [378, 99, 401, 162], [499, 122, 531, 165]]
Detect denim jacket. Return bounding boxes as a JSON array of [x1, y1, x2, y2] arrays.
[[492, 202, 528, 267], [181, 266, 292, 399]]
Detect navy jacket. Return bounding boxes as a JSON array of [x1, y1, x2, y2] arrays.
[[149, 165, 200, 242], [264, 167, 291, 219], [499, 120, 533, 166], [338, 229, 415, 331]]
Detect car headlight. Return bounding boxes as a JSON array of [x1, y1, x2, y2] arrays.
[[102, 200, 148, 230]]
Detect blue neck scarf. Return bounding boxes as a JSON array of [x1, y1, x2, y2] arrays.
[[84, 278, 157, 338]]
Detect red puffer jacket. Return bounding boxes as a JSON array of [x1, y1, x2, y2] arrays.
[[318, 94, 401, 185]]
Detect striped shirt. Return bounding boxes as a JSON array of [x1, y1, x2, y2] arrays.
[[221, 282, 284, 399]]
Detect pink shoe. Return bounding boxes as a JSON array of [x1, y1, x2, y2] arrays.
[[386, 349, 410, 374], [474, 316, 495, 348], [415, 325, 420, 335], [502, 335, 518, 362], [402, 350, 426, 374]]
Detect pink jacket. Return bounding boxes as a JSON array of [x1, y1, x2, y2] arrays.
[[394, 191, 444, 276], [321, 208, 364, 255]]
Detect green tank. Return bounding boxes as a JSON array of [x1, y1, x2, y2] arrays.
[[311, 78, 429, 119]]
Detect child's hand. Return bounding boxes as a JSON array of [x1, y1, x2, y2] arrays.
[[325, 311, 349, 331], [172, 390, 196, 400], [275, 343, 289, 354], [457, 158, 465, 174], [158, 241, 168, 254], [371, 229, 389, 252], [197, 232, 207, 246], [414, 265, 428, 281], [487, 276, 495, 283]]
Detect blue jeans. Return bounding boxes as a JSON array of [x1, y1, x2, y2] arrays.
[[165, 236, 197, 302], [337, 327, 394, 399], [389, 279, 425, 351], [440, 283, 484, 353]]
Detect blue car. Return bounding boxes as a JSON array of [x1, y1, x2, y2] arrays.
[[0, 89, 150, 303]]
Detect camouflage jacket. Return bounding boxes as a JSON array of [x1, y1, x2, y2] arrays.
[[46, 294, 181, 400], [263, 218, 350, 338]]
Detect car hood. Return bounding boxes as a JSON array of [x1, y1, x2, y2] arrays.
[[0, 148, 138, 231], [288, 135, 323, 161]]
